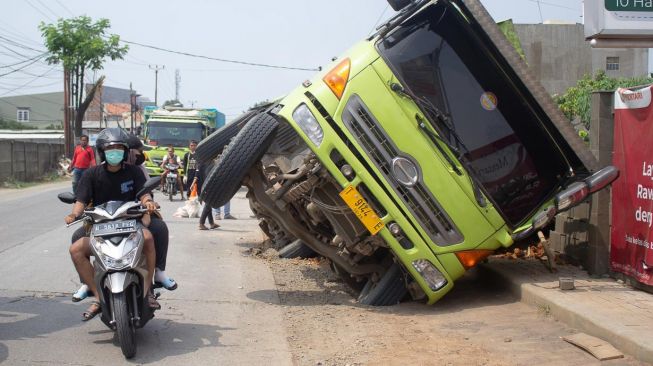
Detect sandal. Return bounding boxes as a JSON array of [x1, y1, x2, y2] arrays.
[[199, 224, 208, 230], [82, 301, 101, 321], [210, 223, 220, 229], [154, 277, 178, 291], [148, 293, 161, 310], [72, 285, 91, 302]]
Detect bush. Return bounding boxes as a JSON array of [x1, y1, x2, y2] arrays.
[[554, 71, 653, 130], [0, 119, 38, 130]]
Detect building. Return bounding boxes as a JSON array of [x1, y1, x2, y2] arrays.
[[0, 92, 64, 129], [513, 22, 649, 95], [84, 84, 153, 134]]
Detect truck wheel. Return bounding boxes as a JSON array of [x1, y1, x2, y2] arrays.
[[278, 239, 318, 259], [200, 114, 278, 208], [195, 110, 259, 164], [358, 262, 408, 306]]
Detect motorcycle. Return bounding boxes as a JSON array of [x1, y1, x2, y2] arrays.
[[58, 177, 161, 359], [164, 163, 181, 201]]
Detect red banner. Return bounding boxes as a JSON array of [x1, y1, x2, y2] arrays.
[[611, 85, 653, 285]]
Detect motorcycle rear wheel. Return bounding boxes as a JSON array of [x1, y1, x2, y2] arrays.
[[112, 292, 137, 358]]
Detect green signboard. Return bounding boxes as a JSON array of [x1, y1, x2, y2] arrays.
[[605, 0, 653, 11]]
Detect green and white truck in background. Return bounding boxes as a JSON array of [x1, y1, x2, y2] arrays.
[[142, 106, 225, 176]]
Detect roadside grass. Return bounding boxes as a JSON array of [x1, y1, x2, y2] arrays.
[[2, 171, 69, 189]]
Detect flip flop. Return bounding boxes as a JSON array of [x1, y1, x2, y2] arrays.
[[148, 293, 161, 310], [81, 301, 101, 321], [154, 277, 178, 291]]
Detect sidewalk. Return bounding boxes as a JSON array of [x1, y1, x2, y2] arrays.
[[482, 258, 653, 364]]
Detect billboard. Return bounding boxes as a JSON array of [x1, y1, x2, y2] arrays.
[[610, 84, 653, 286], [585, 0, 653, 40]]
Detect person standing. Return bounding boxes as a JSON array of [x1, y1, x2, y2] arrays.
[[183, 140, 201, 197], [67, 134, 96, 194]]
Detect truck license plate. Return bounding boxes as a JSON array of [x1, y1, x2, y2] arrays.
[[339, 185, 384, 235]]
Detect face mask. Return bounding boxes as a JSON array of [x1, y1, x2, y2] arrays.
[[134, 154, 145, 165], [105, 150, 124, 166]]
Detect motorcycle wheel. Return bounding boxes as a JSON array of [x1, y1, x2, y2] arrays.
[[168, 182, 174, 201], [112, 292, 137, 359]]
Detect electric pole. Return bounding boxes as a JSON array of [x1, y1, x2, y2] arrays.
[[149, 64, 165, 106], [175, 69, 181, 102]]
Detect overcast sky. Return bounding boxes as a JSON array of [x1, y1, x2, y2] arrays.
[[0, 0, 648, 120]]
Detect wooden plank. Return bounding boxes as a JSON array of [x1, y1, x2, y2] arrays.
[[563, 333, 624, 361]]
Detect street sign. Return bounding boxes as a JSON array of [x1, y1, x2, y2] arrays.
[[584, 0, 653, 40], [610, 84, 653, 286]]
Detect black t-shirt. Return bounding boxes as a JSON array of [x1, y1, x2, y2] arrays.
[[76, 163, 147, 205], [183, 151, 198, 173]]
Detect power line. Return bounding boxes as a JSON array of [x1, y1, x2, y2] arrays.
[[369, 5, 390, 35], [0, 56, 46, 77], [1, 65, 57, 96], [525, 0, 579, 12], [116, 37, 321, 72], [25, 0, 55, 22], [54, 0, 75, 17], [34, 0, 62, 20], [0, 53, 47, 69], [0, 35, 47, 53]]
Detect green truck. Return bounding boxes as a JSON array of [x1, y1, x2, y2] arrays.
[[142, 106, 225, 176], [196, 0, 618, 305]]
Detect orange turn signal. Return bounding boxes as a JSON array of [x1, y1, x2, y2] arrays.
[[322, 58, 351, 99], [455, 250, 494, 270]]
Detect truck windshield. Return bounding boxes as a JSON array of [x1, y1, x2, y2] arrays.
[[377, 4, 570, 226], [146, 121, 204, 147]]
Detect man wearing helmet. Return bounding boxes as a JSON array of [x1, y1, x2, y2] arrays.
[[65, 128, 160, 320]]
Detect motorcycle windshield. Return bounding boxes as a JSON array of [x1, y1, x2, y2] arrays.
[[377, 3, 573, 226]]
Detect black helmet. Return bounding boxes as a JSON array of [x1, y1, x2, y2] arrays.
[[127, 134, 144, 150], [96, 128, 129, 162]]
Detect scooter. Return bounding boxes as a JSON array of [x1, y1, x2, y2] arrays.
[[164, 163, 181, 201], [58, 177, 160, 359]]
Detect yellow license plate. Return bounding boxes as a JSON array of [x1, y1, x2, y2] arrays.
[[339, 185, 385, 235]]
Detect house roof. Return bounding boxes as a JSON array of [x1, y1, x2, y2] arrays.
[[0, 91, 64, 128]]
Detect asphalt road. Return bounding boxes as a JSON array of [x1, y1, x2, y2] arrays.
[[0, 182, 292, 365]]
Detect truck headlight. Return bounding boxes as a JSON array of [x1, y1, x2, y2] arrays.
[[412, 259, 448, 291], [292, 104, 324, 146]]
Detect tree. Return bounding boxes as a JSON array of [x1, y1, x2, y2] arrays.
[[39, 16, 128, 137]]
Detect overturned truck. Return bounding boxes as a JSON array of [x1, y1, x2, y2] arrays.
[[196, 0, 618, 305]]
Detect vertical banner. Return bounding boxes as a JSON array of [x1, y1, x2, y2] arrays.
[[611, 85, 653, 285]]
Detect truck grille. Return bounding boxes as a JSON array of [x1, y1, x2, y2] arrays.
[[342, 94, 462, 245]]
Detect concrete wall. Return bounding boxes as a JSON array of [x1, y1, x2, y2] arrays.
[[514, 24, 649, 96], [0, 140, 64, 182]]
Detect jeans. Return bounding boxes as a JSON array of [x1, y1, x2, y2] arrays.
[[71, 168, 86, 194], [212, 201, 230, 216]]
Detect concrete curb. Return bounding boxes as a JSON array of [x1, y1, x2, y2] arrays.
[[483, 260, 653, 364]]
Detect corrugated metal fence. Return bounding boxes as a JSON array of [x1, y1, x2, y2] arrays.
[[0, 140, 64, 182]]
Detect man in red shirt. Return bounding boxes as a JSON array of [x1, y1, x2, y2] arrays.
[[67, 134, 96, 194]]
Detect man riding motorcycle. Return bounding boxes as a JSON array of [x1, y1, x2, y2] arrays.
[[66, 128, 159, 320], [159, 146, 185, 200], [70, 134, 178, 302]]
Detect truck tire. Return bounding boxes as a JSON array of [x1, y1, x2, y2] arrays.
[[358, 262, 408, 306], [278, 239, 318, 259], [200, 114, 278, 208], [194, 110, 259, 164]]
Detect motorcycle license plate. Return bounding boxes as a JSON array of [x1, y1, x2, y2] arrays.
[[169, 173, 177, 178], [93, 219, 137, 236], [339, 185, 384, 235]]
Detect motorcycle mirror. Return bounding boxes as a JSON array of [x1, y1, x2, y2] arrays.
[[57, 191, 76, 204], [136, 176, 161, 199]]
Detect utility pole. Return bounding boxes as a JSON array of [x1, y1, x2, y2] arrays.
[[130, 82, 134, 133], [175, 69, 181, 101], [149, 64, 165, 106], [63, 69, 71, 157]]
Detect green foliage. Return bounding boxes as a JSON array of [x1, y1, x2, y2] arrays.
[[39, 16, 128, 72], [0, 119, 37, 130], [555, 71, 653, 129]]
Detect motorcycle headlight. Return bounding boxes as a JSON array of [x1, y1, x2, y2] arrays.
[[100, 246, 139, 271], [292, 104, 324, 147]]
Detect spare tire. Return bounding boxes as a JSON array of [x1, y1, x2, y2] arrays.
[[195, 110, 260, 164], [200, 114, 279, 208]]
